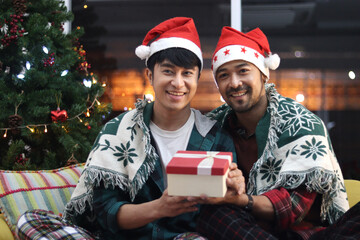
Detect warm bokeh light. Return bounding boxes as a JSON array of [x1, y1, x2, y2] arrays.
[[26, 61, 31, 70], [294, 50, 304, 58], [348, 71, 356, 80], [296, 93, 305, 103], [145, 93, 154, 102]]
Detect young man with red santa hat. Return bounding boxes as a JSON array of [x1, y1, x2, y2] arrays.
[[52, 17, 242, 240], [196, 26, 359, 239]]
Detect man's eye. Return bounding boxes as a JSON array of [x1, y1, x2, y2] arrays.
[[184, 71, 194, 76], [163, 69, 172, 74], [218, 73, 228, 79]]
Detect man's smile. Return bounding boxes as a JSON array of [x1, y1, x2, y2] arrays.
[[231, 90, 247, 97], [167, 91, 186, 96]]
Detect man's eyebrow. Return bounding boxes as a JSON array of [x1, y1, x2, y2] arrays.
[[217, 62, 250, 74], [235, 63, 250, 68], [216, 68, 227, 74], [159, 62, 197, 71], [159, 62, 175, 68]]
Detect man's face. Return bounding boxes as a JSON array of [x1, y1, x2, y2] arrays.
[[147, 60, 199, 113], [215, 60, 266, 114]]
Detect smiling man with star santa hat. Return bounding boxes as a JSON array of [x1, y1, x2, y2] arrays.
[[195, 26, 355, 240]]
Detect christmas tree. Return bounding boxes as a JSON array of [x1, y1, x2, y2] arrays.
[[0, 0, 111, 170]]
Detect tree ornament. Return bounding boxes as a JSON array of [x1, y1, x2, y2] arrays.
[[51, 93, 68, 122], [65, 153, 79, 166], [74, 44, 91, 73], [12, 0, 27, 16], [59, 23, 64, 32], [0, 14, 26, 46], [8, 114, 23, 135], [43, 52, 55, 67], [51, 107, 68, 122], [8, 99, 24, 135], [15, 153, 29, 165]]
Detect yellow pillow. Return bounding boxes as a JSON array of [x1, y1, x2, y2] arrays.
[[0, 214, 14, 240], [344, 179, 360, 208]]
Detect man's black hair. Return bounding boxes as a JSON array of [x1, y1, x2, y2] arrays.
[[146, 48, 202, 77]]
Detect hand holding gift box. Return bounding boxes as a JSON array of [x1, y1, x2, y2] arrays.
[[166, 151, 233, 197]]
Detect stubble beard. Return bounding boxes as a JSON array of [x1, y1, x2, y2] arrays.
[[226, 86, 254, 114]]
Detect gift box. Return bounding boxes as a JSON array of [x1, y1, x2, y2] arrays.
[[166, 150, 233, 197]]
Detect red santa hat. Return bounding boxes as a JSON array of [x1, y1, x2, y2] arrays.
[[135, 17, 203, 69], [212, 27, 280, 79]]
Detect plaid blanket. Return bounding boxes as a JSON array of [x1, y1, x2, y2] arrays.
[[197, 202, 360, 240], [16, 209, 95, 240]]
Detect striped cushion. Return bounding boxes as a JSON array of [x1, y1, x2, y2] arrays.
[[0, 163, 84, 235]]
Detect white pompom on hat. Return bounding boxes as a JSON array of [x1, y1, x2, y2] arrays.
[[264, 53, 280, 70], [212, 27, 280, 79], [135, 45, 151, 60], [135, 17, 203, 69]]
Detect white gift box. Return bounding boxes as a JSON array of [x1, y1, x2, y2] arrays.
[[166, 150, 233, 197]]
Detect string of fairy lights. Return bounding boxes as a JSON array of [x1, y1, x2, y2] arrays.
[[0, 95, 103, 138]]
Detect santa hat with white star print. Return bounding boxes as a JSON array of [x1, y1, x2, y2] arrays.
[[212, 27, 280, 79], [135, 17, 203, 69]]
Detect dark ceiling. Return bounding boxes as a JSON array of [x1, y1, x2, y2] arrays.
[[72, 0, 360, 72]]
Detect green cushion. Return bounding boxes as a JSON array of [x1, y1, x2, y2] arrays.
[[0, 163, 84, 237]]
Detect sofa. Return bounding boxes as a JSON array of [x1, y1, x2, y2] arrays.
[[0, 163, 85, 240], [0, 163, 359, 240]]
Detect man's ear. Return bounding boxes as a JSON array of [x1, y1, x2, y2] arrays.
[[145, 68, 153, 85], [261, 73, 267, 83]]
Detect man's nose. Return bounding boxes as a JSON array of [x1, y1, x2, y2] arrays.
[[229, 73, 243, 88], [171, 73, 185, 88]]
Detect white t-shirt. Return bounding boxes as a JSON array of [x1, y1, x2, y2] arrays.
[[150, 111, 195, 187]]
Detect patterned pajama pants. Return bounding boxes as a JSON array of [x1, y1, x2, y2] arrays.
[[197, 203, 360, 240], [16, 209, 207, 240], [197, 204, 278, 240], [16, 209, 95, 240], [309, 202, 360, 240]]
